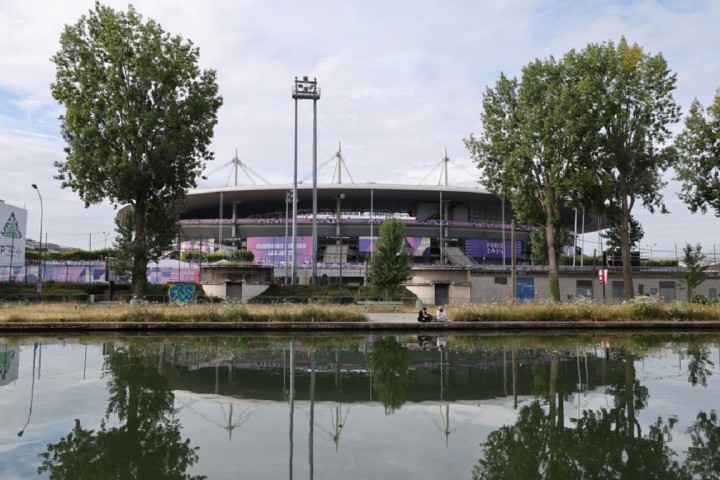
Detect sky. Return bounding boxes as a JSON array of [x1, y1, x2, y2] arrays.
[[1, 0, 720, 259]]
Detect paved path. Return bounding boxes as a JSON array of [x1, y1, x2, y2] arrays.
[[366, 313, 418, 324], [366, 313, 453, 324]]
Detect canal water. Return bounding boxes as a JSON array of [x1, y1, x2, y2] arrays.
[[1, 332, 719, 479]]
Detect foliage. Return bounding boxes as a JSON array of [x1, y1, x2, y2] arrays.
[[111, 203, 179, 289], [25, 249, 114, 261], [450, 299, 720, 322], [465, 55, 593, 301], [601, 215, 644, 255], [529, 228, 570, 266], [368, 218, 412, 299], [0, 281, 170, 297], [181, 250, 254, 263], [250, 283, 415, 303], [51, 3, 222, 298], [678, 243, 709, 301], [568, 38, 680, 299], [675, 93, 720, 218]]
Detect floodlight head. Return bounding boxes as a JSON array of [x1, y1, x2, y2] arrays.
[[31, 183, 38, 189]]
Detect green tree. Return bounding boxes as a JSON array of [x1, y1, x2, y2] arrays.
[[675, 93, 720, 217], [678, 243, 709, 301], [570, 38, 680, 299], [529, 228, 570, 266], [465, 56, 592, 302], [600, 215, 645, 259], [51, 3, 223, 297], [368, 218, 411, 299]]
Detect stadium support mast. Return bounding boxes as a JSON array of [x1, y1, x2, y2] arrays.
[[419, 148, 452, 186], [204, 150, 270, 186]]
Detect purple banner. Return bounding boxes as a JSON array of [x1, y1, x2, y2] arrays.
[[405, 237, 432, 256], [359, 236, 376, 254], [247, 236, 313, 264], [359, 236, 431, 256], [465, 239, 522, 258]]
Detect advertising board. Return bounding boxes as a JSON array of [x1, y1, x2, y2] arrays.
[[0, 202, 27, 268]]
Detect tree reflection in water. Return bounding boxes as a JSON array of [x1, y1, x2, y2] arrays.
[[366, 336, 411, 415], [37, 345, 205, 480], [472, 346, 720, 479]]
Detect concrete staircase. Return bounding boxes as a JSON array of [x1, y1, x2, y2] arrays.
[[323, 244, 347, 263], [444, 246, 477, 266]]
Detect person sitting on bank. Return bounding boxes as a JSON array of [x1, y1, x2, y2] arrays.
[[436, 306, 448, 322], [417, 307, 433, 322]]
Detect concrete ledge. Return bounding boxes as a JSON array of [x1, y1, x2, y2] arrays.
[[2, 320, 720, 333]]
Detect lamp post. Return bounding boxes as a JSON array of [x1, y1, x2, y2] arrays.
[[292, 76, 320, 285], [31, 184, 43, 288], [646, 243, 657, 264]]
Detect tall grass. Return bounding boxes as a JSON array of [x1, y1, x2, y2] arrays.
[[0, 302, 367, 323], [451, 297, 720, 322]]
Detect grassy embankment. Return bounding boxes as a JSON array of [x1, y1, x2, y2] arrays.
[[2, 297, 720, 323], [450, 297, 720, 322], [0, 302, 368, 323]]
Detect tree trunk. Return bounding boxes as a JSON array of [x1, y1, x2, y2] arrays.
[[545, 214, 561, 302], [131, 200, 148, 298], [619, 181, 635, 299]]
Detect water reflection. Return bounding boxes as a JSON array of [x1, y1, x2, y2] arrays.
[[0, 333, 719, 479], [37, 344, 204, 479]]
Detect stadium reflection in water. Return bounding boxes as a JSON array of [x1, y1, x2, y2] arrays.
[[2, 333, 720, 479]]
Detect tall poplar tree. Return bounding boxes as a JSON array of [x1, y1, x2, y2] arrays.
[[51, 3, 222, 297], [570, 38, 680, 299], [465, 56, 590, 301]]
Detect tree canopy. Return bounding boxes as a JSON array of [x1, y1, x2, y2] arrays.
[[675, 92, 720, 218], [467, 38, 680, 300], [465, 55, 594, 301], [51, 2, 222, 296], [368, 218, 412, 299], [569, 38, 680, 298], [678, 243, 709, 302]]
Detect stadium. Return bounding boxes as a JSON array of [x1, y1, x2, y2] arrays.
[[175, 154, 602, 295]]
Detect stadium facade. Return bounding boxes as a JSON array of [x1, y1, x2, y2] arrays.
[[176, 182, 601, 285]]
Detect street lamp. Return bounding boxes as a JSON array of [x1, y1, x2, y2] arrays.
[[31, 184, 43, 287], [646, 243, 657, 264]]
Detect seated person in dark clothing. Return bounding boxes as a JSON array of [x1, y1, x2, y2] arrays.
[[417, 306, 433, 322]]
